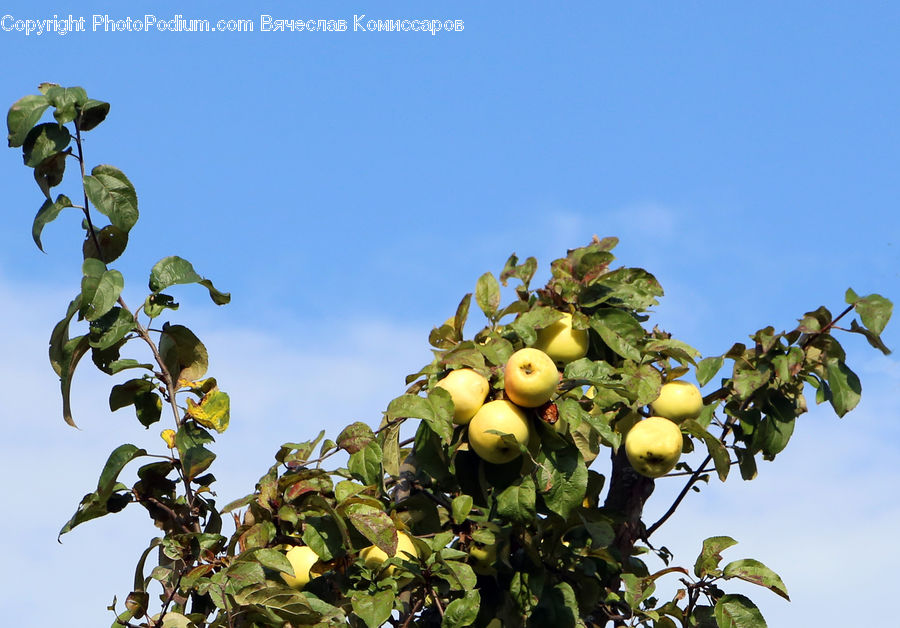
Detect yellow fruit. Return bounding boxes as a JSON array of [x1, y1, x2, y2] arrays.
[[160, 429, 176, 449], [624, 416, 683, 478], [503, 348, 559, 408], [436, 369, 490, 425], [280, 545, 319, 590], [533, 312, 589, 363], [467, 400, 532, 464], [650, 381, 704, 422], [360, 531, 418, 576]]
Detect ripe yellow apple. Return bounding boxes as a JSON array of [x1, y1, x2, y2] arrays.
[[468, 400, 532, 464], [533, 312, 589, 363], [360, 531, 418, 576], [624, 416, 683, 478], [650, 381, 704, 422], [503, 348, 559, 408], [280, 545, 320, 590], [467, 542, 497, 575], [436, 368, 490, 425]]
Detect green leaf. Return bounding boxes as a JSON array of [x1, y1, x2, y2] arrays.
[[83, 225, 128, 264], [713, 594, 767, 628], [60, 335, 91, 428], [825, 359, 861, 417], [302, 515, 342, 561], [80, 259, 124, 322], [252, 547, 294, 574], [34, 151, 67, 199], [183, 446, 216, 480], [848, 319, 892, 355], [694, 536, 737, 578], [77, 99, 110, 131], [44, 85, 87, 124], [475, 271, 501, 319], [696, 356, 724, 387], [159, 323, 208, 382], [588, 309, 643, 361], [386, 392, 453, 445], [732, 364, 771, 399], [7, 93, 50, 147], [496, 475, 536, 523], [59, 444, 146, 536], [621, 573, 656, 610], [149, 256, 230, 305], [852, 292, 892, 336], [347, 441, 383, 486], [510, 306, 563, 345], [442, 590, 480, 628], [536, 446, 588, 519], [723, 559, 790, 601], [345, 503, 396, 555], [352, 590, 394, 628], [337, 422, 375, 454], [22, 122, 70, 168], [89, 307, 135, 350], [143, 293, 179, 319], [32, 194, 73, 251], [83, 165, 139, 232], [451, 494, 473, 525], [681, 420, 731, 481], [500, 253, 538, 291]]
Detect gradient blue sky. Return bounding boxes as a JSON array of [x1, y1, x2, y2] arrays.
[[1, 2, 898, 626]]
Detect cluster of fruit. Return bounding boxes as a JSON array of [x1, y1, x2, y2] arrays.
[[435, 310, 706, 478], [435, 312, 588, 464]]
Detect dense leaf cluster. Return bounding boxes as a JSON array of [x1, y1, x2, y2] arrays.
[[7, 85, 893, 628]]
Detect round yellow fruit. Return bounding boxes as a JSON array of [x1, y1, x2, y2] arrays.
[[280, 545, 319, 590], [360, 531, 418, 576], [624, 416, 683, 478], [533, 312, 589, 363], [650, 381, 704, 422], [503, 348, 559, 408], [468, 400, 532, 464], [436, 368, 490, 425]]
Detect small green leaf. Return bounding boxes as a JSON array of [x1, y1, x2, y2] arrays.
[[337, 422, 375, 454], [347, 441, 383, 486], [83, 225, 128, 264], [713, 594, 767, 628], [80, 260, 124, 322], [89, 307, 135, 350], [442, 590, 480, 628], [351, 590, 394, 628], [853, 292, 892, 336], [34, 151, 67, 199], [451, 494, 473, 525], [588, 309, 643, 361], [825, 359, 861, 417], [83, 165, 138, 232], [475, 271, 501, 319], [496, 475, 536, 523], [696, 356, 724, 387], [44, 85, 87, 124], [23, 122, 70, 168], [7, 93, 50, 147], [536, 446, 588, 519], [77, 99, 110, 131], [681, 420, 730, 481], [723, 559, 790, 601], [694, 536, 737, 578], [149, 256, 230, 305], [345, 503, 396, 555], [59, 444, 146, 536], [183, 446, 216, 481], [32, 194, 73, 251], [159, 323, 208, 382]]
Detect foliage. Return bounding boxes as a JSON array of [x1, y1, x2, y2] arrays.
[[7, 84, 894, 628]]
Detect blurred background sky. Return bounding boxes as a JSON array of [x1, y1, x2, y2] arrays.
[[1, 2, 898, 625]]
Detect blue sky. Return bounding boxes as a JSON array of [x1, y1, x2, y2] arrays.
[[1, 2, 898, 625]]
